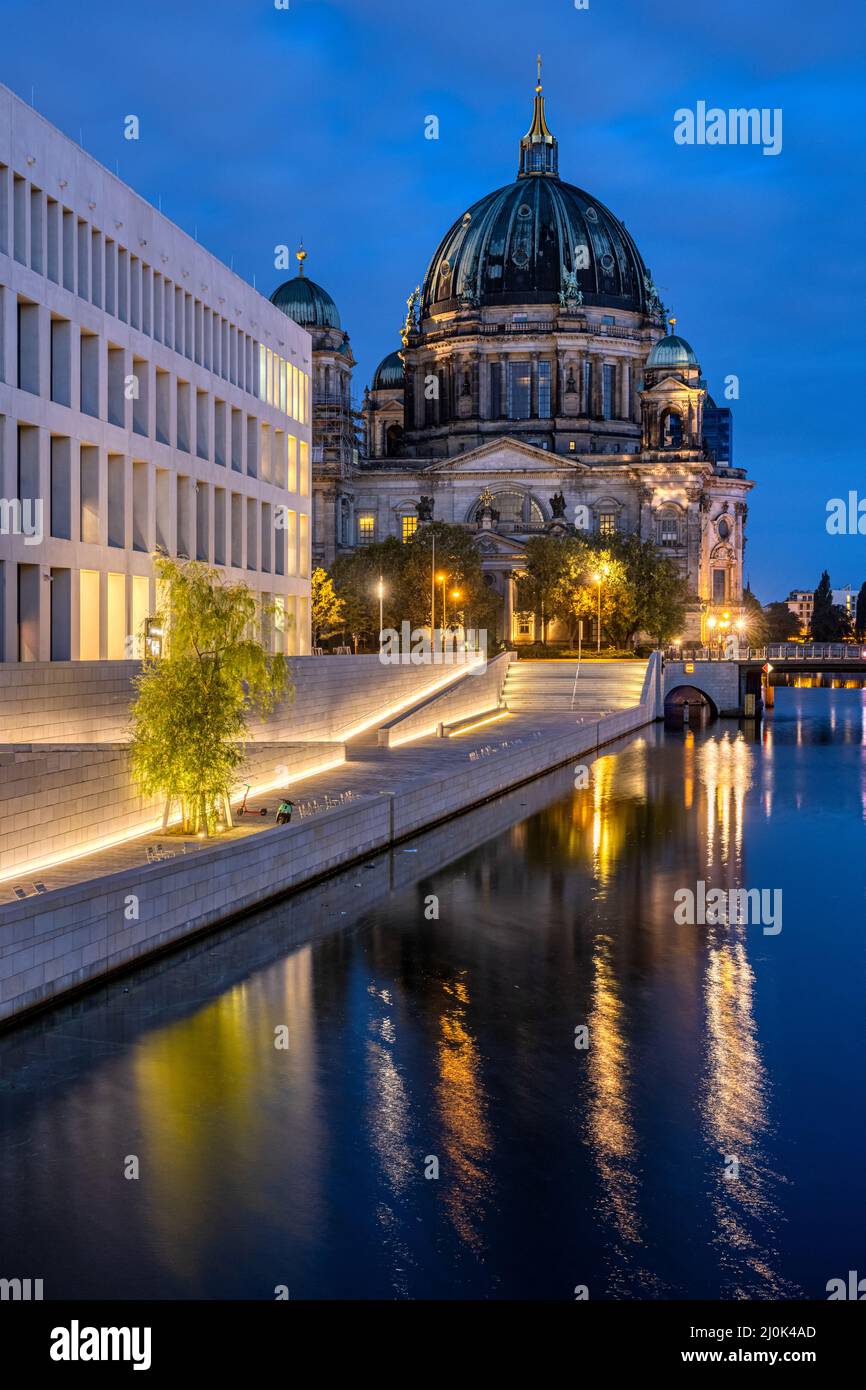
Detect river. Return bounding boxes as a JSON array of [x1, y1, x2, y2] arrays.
[[1, 688, 864, 1300]]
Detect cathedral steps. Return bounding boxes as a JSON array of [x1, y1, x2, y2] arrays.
[[503, 659, 648, 713]]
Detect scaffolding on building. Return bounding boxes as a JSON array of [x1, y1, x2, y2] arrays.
[[313, 387, 362, 475]]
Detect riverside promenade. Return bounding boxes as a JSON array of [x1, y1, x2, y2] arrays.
[[0, 657, 660, 1024]]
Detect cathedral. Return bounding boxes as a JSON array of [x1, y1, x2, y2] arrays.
[[270, 68, 752, 643]]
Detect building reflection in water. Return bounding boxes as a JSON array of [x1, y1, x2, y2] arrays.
[[365, 981, 415, 1296], [434, 974, 492, 1256]]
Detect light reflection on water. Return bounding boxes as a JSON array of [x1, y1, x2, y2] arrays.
[[0, 688, 865, 1299]]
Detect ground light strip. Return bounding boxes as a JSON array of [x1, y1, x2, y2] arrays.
[[0, 755, 347, 889]]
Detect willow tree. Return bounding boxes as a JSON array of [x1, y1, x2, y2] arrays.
[[130, 557, 291, 836]]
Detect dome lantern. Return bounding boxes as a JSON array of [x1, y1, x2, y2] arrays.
[[518, 55, 558, 179]]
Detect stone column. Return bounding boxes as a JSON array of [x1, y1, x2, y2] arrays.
[[504, 571, 514, 641]]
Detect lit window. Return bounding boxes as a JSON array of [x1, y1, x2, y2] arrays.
[[358, 513, 375, 545], [568, 440, 576, 452], [402, 515, 418, 543], [598, 512, 616, 538]]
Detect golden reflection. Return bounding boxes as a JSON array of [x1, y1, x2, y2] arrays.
[[696, 734, 753, 870], [434, 973, 492, 1253], [683, 729, 695, 810], [586, 935, 641, 1248], [701, 930, 794, 1297], [132, 946, 321, 1285]]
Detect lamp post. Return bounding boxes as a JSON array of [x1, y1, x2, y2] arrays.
[[593, 571, 603, 653], [436, 571, 447, 639], [450, 588, 461, 637], [377, 575, 384, 651]]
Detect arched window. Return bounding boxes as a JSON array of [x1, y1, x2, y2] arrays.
[[660, 410, 683, 449], [472, 490, 544, 531], [386, 423, 404, 457]]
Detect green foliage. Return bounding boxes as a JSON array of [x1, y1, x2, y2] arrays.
[[311, 567, 344, 643], [517, 530, 687, 648], [810, 570, 851, 641], [762, 600, 798, 643], [329, 524, 498, 644], [129, 557, 292, 835]]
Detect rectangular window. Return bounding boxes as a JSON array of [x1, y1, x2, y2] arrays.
[[602, 363, 616, 420], [50, 318, 72, 406], [538, 361, 551, 417], [582, 360, 592, 415], [107, 573, 126, 659], [712, 568, 727, 604], [507, 360, 531, 420], [17, 300, 40, 395], [131, 575, 150, 658], [402, 515, 418, 543], [598, 512, 616, 538], [80, 332, 99, 417], [358, 513, 375, 545], [79, 570, 100, 659], [489, 362, 502, 418], [660, 516, 679, 548]]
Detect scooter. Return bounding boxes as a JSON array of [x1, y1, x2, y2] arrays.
[[236, 784, 268, 817]]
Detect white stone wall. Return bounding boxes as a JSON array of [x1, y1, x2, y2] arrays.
[[0, 82, 312, 665]]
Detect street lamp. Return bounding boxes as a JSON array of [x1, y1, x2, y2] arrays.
[[377, 575, 384, 649], [450, 588, 462, 634], [593, 571, 603, 653], [436, 571, 447, 638]]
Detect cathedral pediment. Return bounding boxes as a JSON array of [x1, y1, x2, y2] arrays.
[[421, 437, 589, 476]]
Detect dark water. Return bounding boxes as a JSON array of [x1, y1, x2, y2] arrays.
[[1, 689, 865, 1301]]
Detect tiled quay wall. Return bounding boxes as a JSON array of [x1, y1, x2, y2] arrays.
[[0, 655, 480, 745], [378, 653, 510, 746], [0, 694, 657, 1023], [0, 740, 340, 877]]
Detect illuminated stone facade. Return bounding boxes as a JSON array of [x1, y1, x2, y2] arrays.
[[275, 74, 752, 642]]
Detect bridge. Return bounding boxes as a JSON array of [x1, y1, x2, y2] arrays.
[[663, 643, 866, 719]]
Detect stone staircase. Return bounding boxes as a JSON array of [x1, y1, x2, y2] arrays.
[[502, 659, 648, 714]]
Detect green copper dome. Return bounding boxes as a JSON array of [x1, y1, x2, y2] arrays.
[[647, 333, 699, 369], [270, 246, 341, 330], [372, 350, 404, 390]]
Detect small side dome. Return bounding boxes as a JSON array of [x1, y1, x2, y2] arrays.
[[647, 333, 699, 369], [270, 244, 341, 330], [372, 350, 404, 391]]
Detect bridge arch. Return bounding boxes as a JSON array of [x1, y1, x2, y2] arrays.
[[664, 683, 719, 722]]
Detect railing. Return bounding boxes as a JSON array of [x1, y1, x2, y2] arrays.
[[665, 643, 866, 663]]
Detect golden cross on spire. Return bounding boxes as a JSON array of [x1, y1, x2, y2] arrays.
[[668, 315, 677, 332], [536, 53, 543, 92], [296, 241, 307, 276]]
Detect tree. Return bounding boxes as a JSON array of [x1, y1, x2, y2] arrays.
[[310, 567, 344, 645], [515, 535, 573, 643], [613, 533, 688, 647], [810, 570, 852, 641], [762, 600, 797, 644], [129, 558, 291, 836], [855, 581, 866, 642]]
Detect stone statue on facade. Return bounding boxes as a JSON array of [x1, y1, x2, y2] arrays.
[[416, 495, 434, 522], [549, 489, 567, 518], [401, 286, 421, 348], [559, 269, 583, 308]]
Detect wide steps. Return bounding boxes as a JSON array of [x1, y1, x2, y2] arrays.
[[504, 660, 647, 712]]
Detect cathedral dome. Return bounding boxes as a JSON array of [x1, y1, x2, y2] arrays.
[[646, 332, 698, 369], [420, 70, 654, 319], [270, 246, 341, 330], [372, 350, 404, 390]]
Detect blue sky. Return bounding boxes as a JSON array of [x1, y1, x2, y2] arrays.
[[2, 0, 864, 599]]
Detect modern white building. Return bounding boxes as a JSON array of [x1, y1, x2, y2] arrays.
[[0, 82, 312, 663]]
